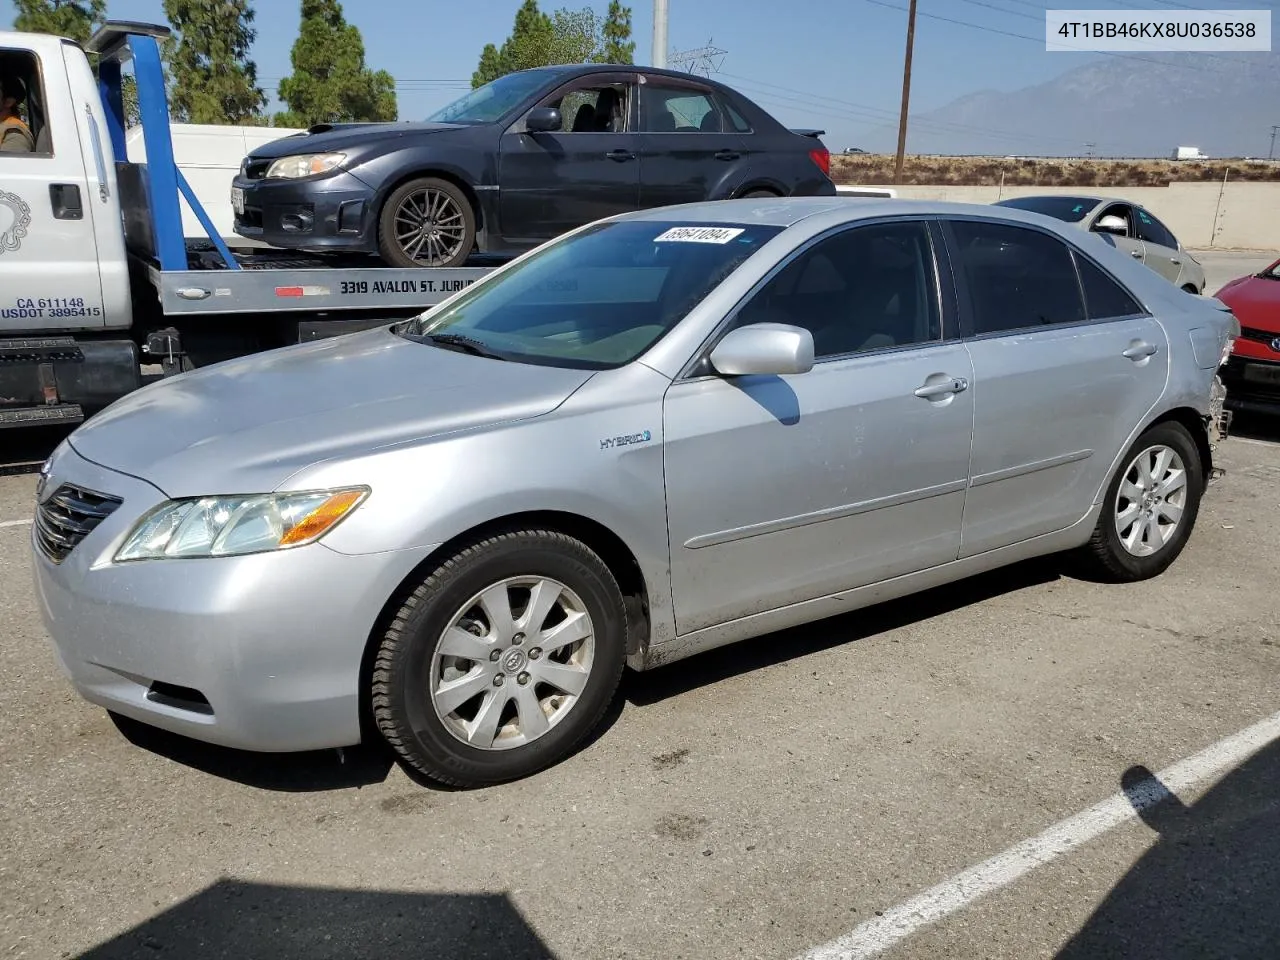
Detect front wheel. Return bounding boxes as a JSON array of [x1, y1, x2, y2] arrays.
[[371, 529, 627, 786], [377, 176, 476, 268], [1076, 421, 1204, 582]]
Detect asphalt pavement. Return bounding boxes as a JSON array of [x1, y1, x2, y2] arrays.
[[0, 250, 1277, 960]]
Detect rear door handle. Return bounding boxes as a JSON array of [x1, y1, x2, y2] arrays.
[[1170, 257, 1182, 265], [1130, 249, 1143, 258], [714, 149, 740, 161], [606, 148, 635, 162], [49, 183, 83, 220], [914, 376, 968, 399], [1122, 341, 1158, 360]]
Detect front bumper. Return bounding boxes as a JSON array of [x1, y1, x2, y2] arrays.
[[231, 169, 379, 253], [1220, 354, 1280, 415], [32, 445, 428, 752]]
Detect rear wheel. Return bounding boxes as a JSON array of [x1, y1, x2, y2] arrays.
[[1077, 421, 1203, 582], [371, 529, 627, 787], [377, 176, 476, 268], [739, 188, 778, 199]]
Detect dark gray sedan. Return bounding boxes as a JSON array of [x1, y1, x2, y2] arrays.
[[231, 64, 836, 267]]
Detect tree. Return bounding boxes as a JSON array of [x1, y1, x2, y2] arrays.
[[161, 0, 266, 124], [274, 0, 396, 127], [471, 1, 634, 88], [596, 1, 634, 64], [12, 0, 104, 42]]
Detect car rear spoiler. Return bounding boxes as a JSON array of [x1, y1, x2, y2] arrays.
[[790, 128, 826, 139]]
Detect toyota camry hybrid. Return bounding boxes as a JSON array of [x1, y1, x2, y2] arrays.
[[34, 198, 1237, 787], [230, 64, 836, 267]]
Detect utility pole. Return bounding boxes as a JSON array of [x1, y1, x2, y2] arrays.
[[1270, 124, 1278, 160], [652, 0, 669, 68], [893, 0, 918, 184]]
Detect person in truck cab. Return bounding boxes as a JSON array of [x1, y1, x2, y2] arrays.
[[0, 74, 34, 153]]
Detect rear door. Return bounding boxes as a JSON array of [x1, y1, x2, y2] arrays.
[[1133, 206, 1186, 285], [634, 77, 749, 208], [945, 217, 1169, 557], [497, 72, 641, 241], [0, 40, 107, 330]]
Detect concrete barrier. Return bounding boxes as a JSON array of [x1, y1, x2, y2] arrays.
[[851, 181, 1279, 250]]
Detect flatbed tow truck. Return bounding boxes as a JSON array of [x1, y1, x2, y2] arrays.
[[0, 21, 498, 431]]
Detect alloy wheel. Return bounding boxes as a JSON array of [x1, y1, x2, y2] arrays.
[[393, 188, 467, 266], [1114, 443, 1188, 557], [429, 576, 596, 750]]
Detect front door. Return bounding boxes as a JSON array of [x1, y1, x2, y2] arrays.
[[663, 219, 975, 634], [497, 73, 641, 241], [633, 78, 749, 208], [944, 217, 1170, 557], [0, 42, 106, 331]]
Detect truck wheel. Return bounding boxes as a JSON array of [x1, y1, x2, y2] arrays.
[[371, 529, 627, 787], [377, 177, 476, 269]]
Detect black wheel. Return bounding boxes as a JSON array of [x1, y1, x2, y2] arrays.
[[1182, 283, 1200, 294], [372, 529, 627, 787], [739, 188, 778, 199], [377, 176, 476, 268], [1077, 421, 1203, 582]]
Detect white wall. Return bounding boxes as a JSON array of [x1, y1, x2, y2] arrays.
[[125, 123, 304, 242]]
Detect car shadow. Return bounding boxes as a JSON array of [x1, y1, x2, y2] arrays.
[[624, 555, 1062, 707], [108, 712, 395, 793], [78, 878, 555, 959], [1056, 738, 1280, 959], [1226, 411, 1280, 444]]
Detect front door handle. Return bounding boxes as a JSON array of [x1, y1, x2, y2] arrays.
[[1122, 341, 1158, 360], [49, 183, 83, 220], [606, 148, 635, 162], [714, 149, 741, 161], [914, 376, 968, 399]]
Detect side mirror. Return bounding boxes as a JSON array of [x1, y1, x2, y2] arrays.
[[525, 107, 562, 133], [709, 323, 815, 377], [1094, 214, 1128, 235]]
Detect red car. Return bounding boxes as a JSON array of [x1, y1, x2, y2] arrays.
[[1216, 257, 1280, 415]]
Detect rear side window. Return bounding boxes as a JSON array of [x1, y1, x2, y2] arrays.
[[724, 100, 752, 133], [950, 220, 1085, 334], [638, 83, 722, 132], [0, 48, 51, 156], [1135, 208, 1177, 248], [1073, 252, 1144, 320]]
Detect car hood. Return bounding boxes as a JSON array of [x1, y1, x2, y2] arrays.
[[1215, 274, 1280, 331], [68, 328, 594, 498], [248, 122, 463, 159]]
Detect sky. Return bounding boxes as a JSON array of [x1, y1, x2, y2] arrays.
[[0, 0, 1272, 152]]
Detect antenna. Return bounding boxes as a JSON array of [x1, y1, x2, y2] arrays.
[[668, 38, 727, 76]]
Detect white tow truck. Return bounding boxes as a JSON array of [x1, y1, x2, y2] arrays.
[[0, 21, 495, 430]]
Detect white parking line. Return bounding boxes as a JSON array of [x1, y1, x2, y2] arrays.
[[0, 518, 32, 529], [795, 708, 1280, 960]]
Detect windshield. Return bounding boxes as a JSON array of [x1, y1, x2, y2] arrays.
[[398, 220, 784, 369], [995, 196, 1096, 223], [425, 69, 560, 124]]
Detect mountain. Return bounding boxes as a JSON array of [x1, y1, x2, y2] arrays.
[[881, 53, 1280, 158]]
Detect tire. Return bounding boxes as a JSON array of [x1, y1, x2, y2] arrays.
[[1182, 283, 1200, 295], [376, 176, 476, 268], [1077, 421, 1203, 583], [739, 188, 778, 199], [372, 529, 627, 787]]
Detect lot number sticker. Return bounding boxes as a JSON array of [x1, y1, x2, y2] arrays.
[[654, 226, 745, 244]]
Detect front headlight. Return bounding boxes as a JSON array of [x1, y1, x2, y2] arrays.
[[115, 487, 368, 561], [264, 153, 345, 179]]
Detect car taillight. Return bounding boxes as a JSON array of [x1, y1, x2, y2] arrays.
[[808, 146, 830, 177]]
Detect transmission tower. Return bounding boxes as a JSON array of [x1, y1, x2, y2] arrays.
[[668, 39, 728, 76]]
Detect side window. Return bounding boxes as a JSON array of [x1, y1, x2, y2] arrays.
[[723, 99, 752, 133], [0, 49, 51, 156], [638, 83, 721, 133], [1074, 252, 1144, 320], [950, 220, 1085, 334], [540, 80, 630, 133], [1134, 208, 1178, 249], [1092, 203, 1133, 237], [733, 221, 942, 360]]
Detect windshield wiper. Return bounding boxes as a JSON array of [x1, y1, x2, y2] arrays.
[[418, 332, 508, 360]]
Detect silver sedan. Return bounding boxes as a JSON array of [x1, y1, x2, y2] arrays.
[[32, 198, 1238, 787], [993, 194, 1207, 294]]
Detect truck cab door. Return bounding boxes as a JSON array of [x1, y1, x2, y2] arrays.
[[0, 39, 109, 331]]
